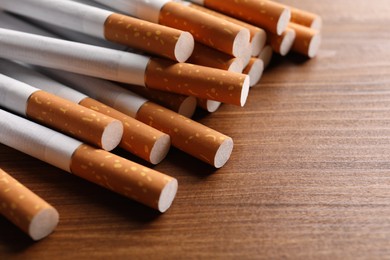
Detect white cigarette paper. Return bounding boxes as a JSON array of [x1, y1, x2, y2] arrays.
[[0, 59, 170, 165], [0, 28, 249, 106], [0, 0, 194, 62]]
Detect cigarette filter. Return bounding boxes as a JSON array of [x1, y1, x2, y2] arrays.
[[93, 0, 251, 57], [145, 57, 250, 107], [158, 1, 250, 57], [42, 70, 234, 168], [197, 99, 222, 113], [0, 73, 123, 151], [188, 0, 291, 35], [0, 168, 59, 241], [189, 44, 245, 113], [0, 109, 178, 212], [187, 3, 267, 56], [0, 29, 249, 106], [0, 0, 194, 62], [267, 27, 296, 56], [288, 23, 322, 58], [258, 45, 273, 68], [187, 43, 244, 73], [136, 102, 233, 168], [243, 58, 264, 87], [0, 59, 170, 165], [125, 84, 197, 118], [290, 7, 322, 30], [79, 98, 171, 164]]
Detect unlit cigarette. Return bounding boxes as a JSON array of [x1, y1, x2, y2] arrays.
[[188, 44, 245, 113], [42, 70, 234, 168], [267, 27, 296, 56], [0, 73, 123, 151], [187, 3, 267, 56], [125, 85, 197, 118], [258, 45, 273, 68], [94, 0, 250, 57], [145, 57, 249, 106], [290, 6, 322, 30], [0, 168, 59, 241], [136, 102, 233, 168], [288, 22, 322, 58], [187, 43, 244, 73], [188, 0, 291, 35], [243, 58, 264, 87], [0, 59, 170, 165], [79, 98, 171, 164], [0, 29, 249, 106], [0, 0, 194, 62], [0, 109, 178, 212]]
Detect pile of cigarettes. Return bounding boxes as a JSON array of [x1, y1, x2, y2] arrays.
[[0, 0, 322, 240]]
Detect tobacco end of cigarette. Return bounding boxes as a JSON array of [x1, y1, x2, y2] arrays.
[[214, 136, 234, 168], [101, 120, 124, 151], [251, 29, 267, 57], [158, 178, 178, 213], [243, 58, 264, 87], [178, 96, 197, 118], [233, 29, 251, 58], [29, 207, 59, 241], [150, 134, 171, 165], [175, 32, 195, 63], [280, 29, 296, 56], [277, 8, 291, 35]]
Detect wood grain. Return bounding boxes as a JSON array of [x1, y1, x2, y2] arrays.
[[1, 0, 390, 258]]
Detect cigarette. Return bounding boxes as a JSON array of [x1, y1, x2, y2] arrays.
[[187, 43, 244, 73], [136, 102, 234, 168], [267, 28, 296, 56], [290, 6, 322, 31], [0, 168, 59, 241], [41, 70, 234, 168], [0, 109, 178, 212], [124, 84, 197, 118], [187, 43, 245, 113], [288, 23, 322, 58], [0, 29, 249, 106], [0, 59, 170, 165], [187, 3, 267, 56], [94, 0, 251, 57], [243, 58, 264, 87], [79, 98, 171, 165], [187, 0, 291, 35], [0, 73, 123, 151], [258, 45, 274, 69], [146, 57, 249, 106], [0, 0, 194, 62]]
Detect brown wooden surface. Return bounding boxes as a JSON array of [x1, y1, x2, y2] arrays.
[[1, 0, 390, 258]]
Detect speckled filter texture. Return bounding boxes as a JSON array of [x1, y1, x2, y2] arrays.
[[136, 102, 231, 166], [159, 1, 243, 56], [79, 97, 169, 163], [104, 13, 184, 61], [70, 144, 175, 210], [26, 91, 117, 149]]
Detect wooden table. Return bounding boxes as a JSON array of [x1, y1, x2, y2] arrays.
[[1, 0, 390, 258]]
